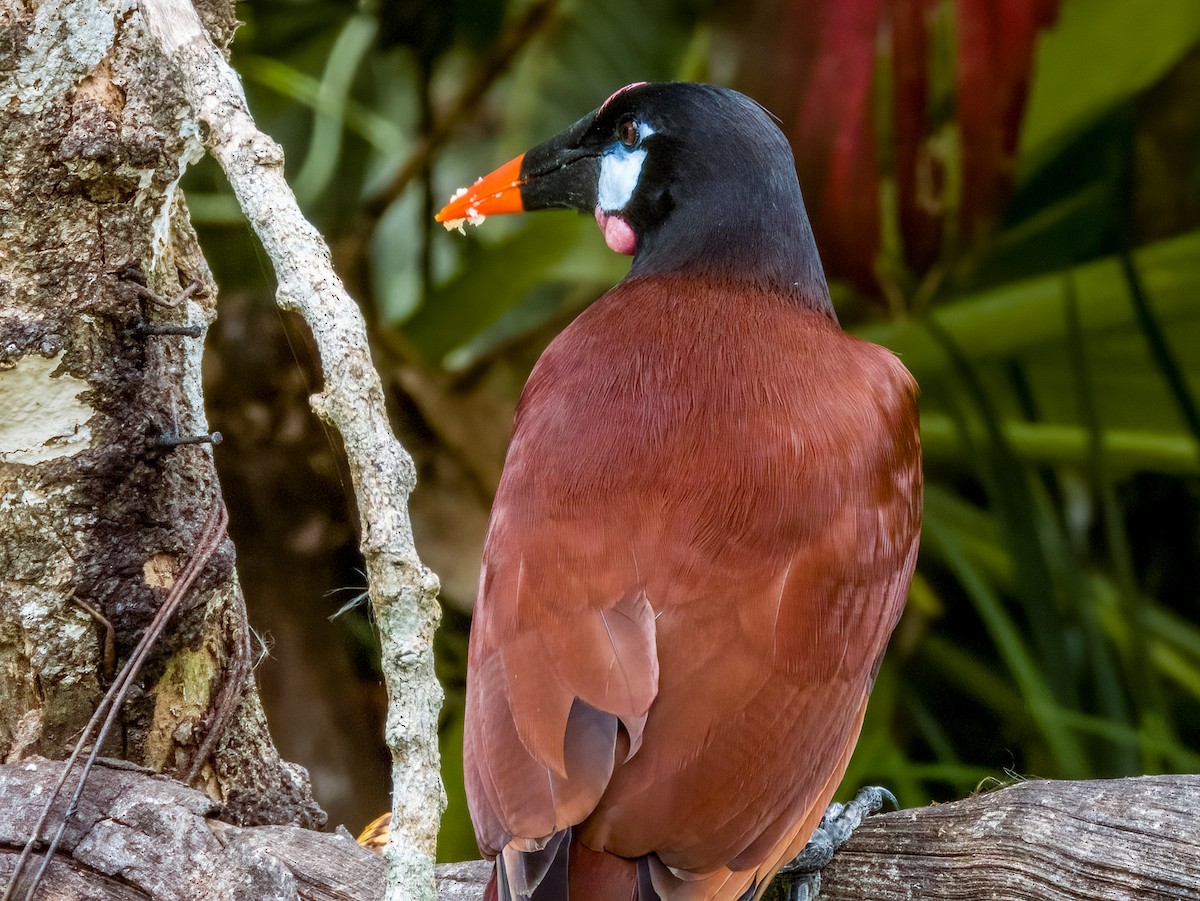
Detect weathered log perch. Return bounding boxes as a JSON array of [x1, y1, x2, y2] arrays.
[[0, 758, 383, 901], [2, 759, 1197, 900], [818, 774, 1200, 900]]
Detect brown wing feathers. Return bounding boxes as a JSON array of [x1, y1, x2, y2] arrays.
[[466, 276, 920, 900]]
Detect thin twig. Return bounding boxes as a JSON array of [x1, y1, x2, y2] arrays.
[[3, 503, 229, 901], [68, 590, 116, 683]]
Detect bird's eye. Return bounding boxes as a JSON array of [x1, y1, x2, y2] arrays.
[[617, 119, 639, 148]]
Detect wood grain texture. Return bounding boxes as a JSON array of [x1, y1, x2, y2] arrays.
[[0, 759, 383, 901], [4, 760, 1197, 900], [438, 776, 1200, 901], [819, 774, 1200, 901]]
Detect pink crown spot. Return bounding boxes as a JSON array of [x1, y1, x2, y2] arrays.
[[599, 82, 649, 115]]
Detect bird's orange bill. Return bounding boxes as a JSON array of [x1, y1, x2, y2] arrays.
[[435, 153, 526, 231]]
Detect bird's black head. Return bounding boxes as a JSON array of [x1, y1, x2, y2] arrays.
[[437, 82, 832, 316]]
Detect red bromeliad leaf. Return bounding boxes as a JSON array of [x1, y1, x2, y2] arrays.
[[890, 0, 942, 278], [738, 0, 1062, 297], [739, 0, 884, 290], [954, 0, 1061, 245]]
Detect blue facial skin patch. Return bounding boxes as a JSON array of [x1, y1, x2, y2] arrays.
[[597, 122, 656, 212]]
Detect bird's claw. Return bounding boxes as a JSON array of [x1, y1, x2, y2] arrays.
[[767, 786, 897, 901], [781, 785, 895, 874]]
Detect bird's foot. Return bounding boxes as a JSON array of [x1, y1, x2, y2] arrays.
[[769, 786, 897, 901], [783, 785, 896, 872]]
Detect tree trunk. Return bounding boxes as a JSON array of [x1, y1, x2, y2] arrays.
[[0, 0, 320, 828]]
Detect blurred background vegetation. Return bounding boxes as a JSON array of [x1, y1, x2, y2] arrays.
[[187, 0, 1200, 862]]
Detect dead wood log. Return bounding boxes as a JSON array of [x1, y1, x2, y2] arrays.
[[2, 759, 1197, 900], [437, 774, 1200, 900], [0, 758, 382, 901], [818, 772, 1200, 900]]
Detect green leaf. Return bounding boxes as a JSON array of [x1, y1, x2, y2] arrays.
[[436, 698, 477, 862], [859, 230, 1200, 381], [1019, 0, 1200, 175], [501, 0, 704, 154], [407, 213, 594, 364], [239, 54, 408, 156], [372, 191, 424, 324], [921, 417, 1200, 475], [922, 499, 1090, 777], [290, 13, 380, 205], [184, 191, 244, 226]]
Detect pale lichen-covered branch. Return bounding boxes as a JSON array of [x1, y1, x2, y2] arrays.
[[136, 0, 445, 897]]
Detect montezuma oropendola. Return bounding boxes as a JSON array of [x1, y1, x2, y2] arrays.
[[437, 82, 921, 901]]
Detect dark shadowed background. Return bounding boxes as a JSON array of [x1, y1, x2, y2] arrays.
[[183, 0, 1200, 862]]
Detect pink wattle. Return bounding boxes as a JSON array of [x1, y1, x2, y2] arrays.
[[595, 208, 637, 256]]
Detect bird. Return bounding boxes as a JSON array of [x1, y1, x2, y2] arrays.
[[435, 81, 921, 901]]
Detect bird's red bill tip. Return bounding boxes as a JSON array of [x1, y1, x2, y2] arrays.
[[435, 153, 526, 232]]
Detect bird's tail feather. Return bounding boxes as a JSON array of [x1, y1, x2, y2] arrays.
[[493, 829, 644, 900]]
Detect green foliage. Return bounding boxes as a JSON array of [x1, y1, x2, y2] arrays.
[[499, 0, 706, 155], [187, 0, 1200, 863], [1019, 0, 1200, 174]]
